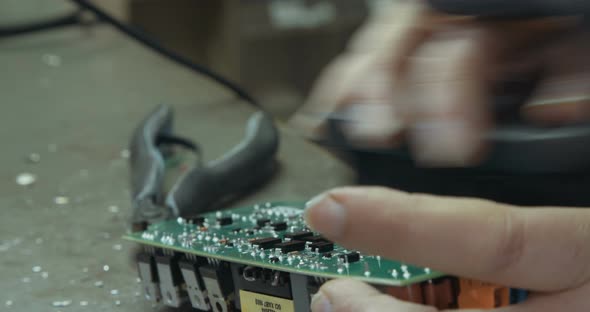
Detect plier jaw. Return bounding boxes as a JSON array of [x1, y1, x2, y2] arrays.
[[128, 105, 175, 230]]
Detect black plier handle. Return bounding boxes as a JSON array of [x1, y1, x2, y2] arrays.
[[129, 105, 279, 231]]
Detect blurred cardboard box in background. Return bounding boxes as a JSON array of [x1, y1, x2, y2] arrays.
[[129, 0, 370, 118]]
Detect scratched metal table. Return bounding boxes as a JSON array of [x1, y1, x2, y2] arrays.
[[0, 26, 354, 311]]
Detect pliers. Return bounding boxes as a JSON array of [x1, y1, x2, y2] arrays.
[[128, 104, 280, 231]]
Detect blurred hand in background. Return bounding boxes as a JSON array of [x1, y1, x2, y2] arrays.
[[289, 0, 590, 167]]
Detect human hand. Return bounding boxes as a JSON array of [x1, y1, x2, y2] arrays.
[[304, 187, 590, 311], [289, 1, 589, 166]]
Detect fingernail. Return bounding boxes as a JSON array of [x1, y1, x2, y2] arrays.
[[310, 291, 332, 312], [411, 120, 477, 167], [304, 193, 347, 238]]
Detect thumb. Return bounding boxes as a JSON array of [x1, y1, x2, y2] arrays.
[[304, 186, 590, 291]]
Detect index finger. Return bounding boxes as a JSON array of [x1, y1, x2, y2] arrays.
[[304, 186, 590, 292]]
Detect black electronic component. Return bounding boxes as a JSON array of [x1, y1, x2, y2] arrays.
[[340, 252, 360, 263], [230, 263, 292, 310], [217, 216, 233, 226], [311, 241, 334, 253], [199, 264, 234, 312], [241, 266, 260, 282], [270, 257, 279, 263], [155, 255, 187, 307], [304, 275, 323, 310], [275, 240, 306, 253], [322, 252, 332, 258], [256, 218, 271, 227], [303, 235, 326, 243], [137, 253, 161, 303], [271, 222, 287, 231], [284, 231, 313, 240], [188, 216, 205, 225], [250, 237, 282, 250]]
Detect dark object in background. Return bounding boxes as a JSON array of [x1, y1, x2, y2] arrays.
[[353, 153, 590, 207]]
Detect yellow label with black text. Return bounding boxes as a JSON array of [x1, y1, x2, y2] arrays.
[[239, 290, 295, 312]]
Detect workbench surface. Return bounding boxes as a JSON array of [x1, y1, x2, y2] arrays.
[[0, 26, 354, 311]]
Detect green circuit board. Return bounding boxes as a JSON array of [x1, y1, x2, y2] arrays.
[[124, 202, 444, 287]]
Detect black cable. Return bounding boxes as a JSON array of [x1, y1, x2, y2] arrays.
[[69, 0, 261, 110], [0, 10, 85, 38]]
